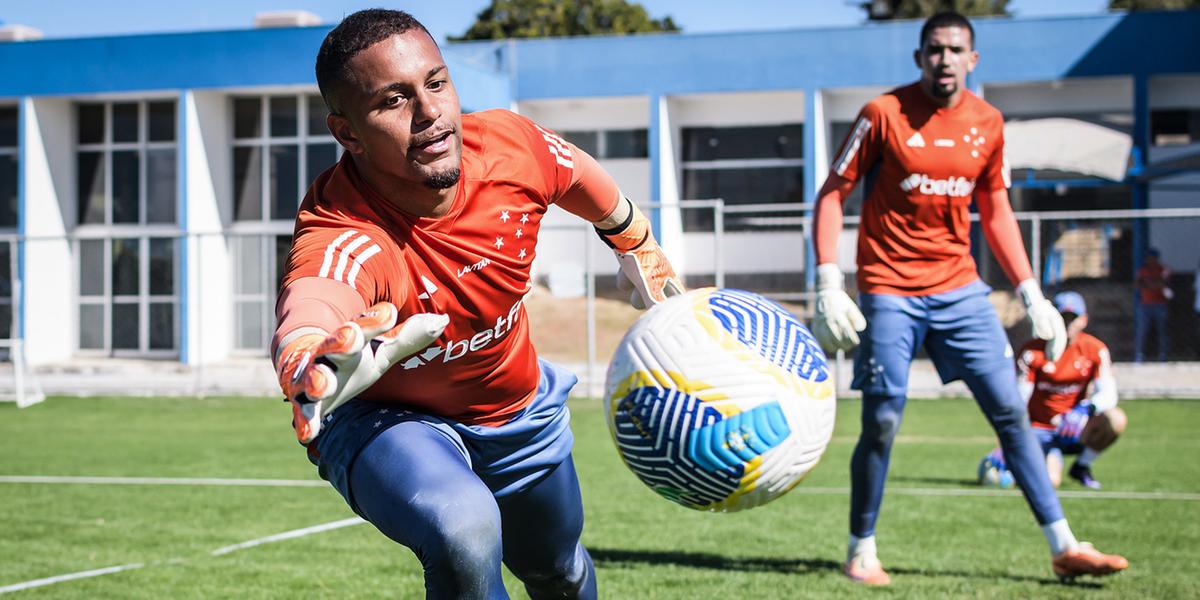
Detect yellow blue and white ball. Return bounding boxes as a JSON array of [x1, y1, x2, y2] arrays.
[[603, 288, 836, 512]]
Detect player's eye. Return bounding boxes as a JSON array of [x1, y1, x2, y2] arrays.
[[428, 80, 446, 91], [384, 94, 406, 108]]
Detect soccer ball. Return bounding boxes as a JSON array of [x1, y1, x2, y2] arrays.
[[977, 450, 1015, 489], [603, 288, 836, 512]]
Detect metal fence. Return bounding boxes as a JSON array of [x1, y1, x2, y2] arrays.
[[1, 205, 1198, 398]]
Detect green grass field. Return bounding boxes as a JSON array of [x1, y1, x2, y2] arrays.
[[2, 395, 1198, 598]]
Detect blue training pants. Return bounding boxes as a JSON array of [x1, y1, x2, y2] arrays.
[[311, 360, 597, 599], [848, 280, 1064, 538]]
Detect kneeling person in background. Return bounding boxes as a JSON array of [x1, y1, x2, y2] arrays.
[[1016, 292, 1127, 490]]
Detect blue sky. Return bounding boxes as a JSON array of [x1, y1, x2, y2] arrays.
[[2, 0, 1110, 41]]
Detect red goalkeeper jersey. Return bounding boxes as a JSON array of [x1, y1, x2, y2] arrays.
[[830, 83, 1010, 295], [279, 109, 580, 426]]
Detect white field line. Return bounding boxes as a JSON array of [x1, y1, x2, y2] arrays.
[[210, 517, 366, 555], [0, 563, 146, 594], [796, 486, 1200, 501], [0, 517, 366, 595], [3, 475, 1199, 501], [0, 475, 325, 487]]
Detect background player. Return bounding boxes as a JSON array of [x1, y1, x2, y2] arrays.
[[1017, 291, 1127, 490], [272, 10, 682, 597], [810, 11, 1127, 585]]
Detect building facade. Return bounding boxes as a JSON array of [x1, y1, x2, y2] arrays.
[[1, 10, 1198, 366]]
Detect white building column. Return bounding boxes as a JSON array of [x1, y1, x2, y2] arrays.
[[651, 94, 685, 276], [21, 97, 74, 365], [183, 90, 234, 364]]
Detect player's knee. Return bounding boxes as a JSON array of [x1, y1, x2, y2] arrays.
[[1102, 407, 1128, 435], [514, 544, 592, 600], [420, 502, 503, 577], [862, 406, 902, 448]]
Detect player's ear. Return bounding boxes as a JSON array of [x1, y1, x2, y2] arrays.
[[967, 49, 980, 73], [912, 48, 922, 69], [327, 112, 364, 155]]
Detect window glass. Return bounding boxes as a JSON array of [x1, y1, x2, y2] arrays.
[[0, 107, 17, 147], [683, 124, 804, 161], [112, 103, 139, 143], [112, 238, 140, 297], [604, 129, 648, 158], [236, 301, 264, 349], [560, 131, 599, 157], [149, 303, 174, 350], [79, 304, 105, 349], [234, 97, 263, 139], [270, 97, 298, 138], [111, 150, 140, 224], [149, 238, 174, 295], [0, 155, 16, 228], [148, 101, 176, 142], [306, 143, 338, 188], [233, 146, 263, 221], [307, 95, 329, 136], [78, 104, 105, 144], [146, 149, 176, 224], [112, 303, 139, 349], [269, 144, 299, 220], [77, 151, 106, 225], [80, 239, 105, 296]]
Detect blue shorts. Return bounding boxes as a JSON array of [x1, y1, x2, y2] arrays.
[[1033, 427, 1085, 455], [310, 359, 578, 513], [852, 280, 1013, 396]]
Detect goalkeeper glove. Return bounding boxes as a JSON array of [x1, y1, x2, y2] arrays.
[[1055, 401, 1092, 444], [1017, 279, 1067, 361], [275, 302, 448, 444], [812, 263, 867, 353], [596, 198, 684, 309]]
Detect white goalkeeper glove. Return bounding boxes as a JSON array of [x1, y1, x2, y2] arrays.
[[812, 263, 867, 353], [596, 198, 684, 309], [1017, 279, 1066, 361], [275, 302, 448, 444]]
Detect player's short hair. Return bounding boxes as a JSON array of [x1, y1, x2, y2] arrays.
[[919, 11, 975, 49], [315, 9, 432, 115]]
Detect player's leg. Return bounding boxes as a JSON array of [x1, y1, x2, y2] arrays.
[[348, 420, 507, 599], [845, 292, 926, 584], [1045, 447, 1064, 488], [1069, 406, 1127, 489], [1152, 304, 1169, 361], [925, 282, 1126, 577], [498, 456, 596, 600], [1134, 305, 1149, 363], [924, 283, 1064, 528]]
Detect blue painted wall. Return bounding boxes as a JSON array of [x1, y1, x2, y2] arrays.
[[0, 26, 512, 110], [1, 11, 1195, 105]]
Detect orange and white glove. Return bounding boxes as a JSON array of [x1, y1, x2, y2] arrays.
[[595, 198, 684, 309], [275, 302, 448, 444]]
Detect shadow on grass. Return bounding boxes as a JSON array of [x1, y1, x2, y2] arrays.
[[890, 475, 982, 487], [590, 547, 1104, 588]]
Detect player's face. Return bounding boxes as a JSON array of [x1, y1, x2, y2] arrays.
[[330, 29, 463, 191], [914, 26, 978, 103], [1064, 313, 1087, 341]]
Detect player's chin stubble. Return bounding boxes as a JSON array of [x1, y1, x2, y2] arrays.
[[423, 168, 461, 189]]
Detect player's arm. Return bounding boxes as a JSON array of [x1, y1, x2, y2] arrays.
[[976, 185, 1066, 360], [1084, 346, 1118, 414], [556, 147, 683, 309], [810, 174, 867, 353], [1015, 345, 1039, 405]]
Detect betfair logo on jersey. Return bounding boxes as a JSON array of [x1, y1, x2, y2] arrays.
[[399, 299, 523, 370], [899, 173, 976, 197]]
